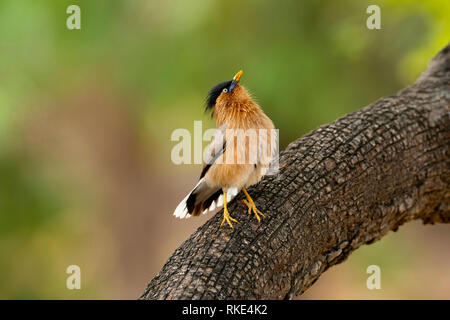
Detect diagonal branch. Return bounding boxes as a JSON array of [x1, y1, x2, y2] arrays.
[[141, 43, 450, 300]]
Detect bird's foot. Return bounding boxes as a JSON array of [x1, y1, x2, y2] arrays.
[[242, 199, 265, 223], [220, 207, 238, 229]]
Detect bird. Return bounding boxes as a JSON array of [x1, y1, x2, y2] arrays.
[[173, 70, 276, 228]]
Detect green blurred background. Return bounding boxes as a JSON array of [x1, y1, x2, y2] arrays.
[[0, 0, 448, 299]]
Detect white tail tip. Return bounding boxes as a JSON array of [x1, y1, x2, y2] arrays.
[[173, 187, 239, 219], [173, 194, 191, 219]]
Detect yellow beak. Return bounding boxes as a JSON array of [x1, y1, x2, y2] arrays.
[[233, 70, 243, 82]]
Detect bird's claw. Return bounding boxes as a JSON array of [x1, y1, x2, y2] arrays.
[[242, 199, 265, 223], [220, 209, 239, 229]]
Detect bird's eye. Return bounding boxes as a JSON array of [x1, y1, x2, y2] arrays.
[[222, 88, 228, 93]]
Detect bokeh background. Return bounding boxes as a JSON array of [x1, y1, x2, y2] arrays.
[[0, 0, 449, 299]]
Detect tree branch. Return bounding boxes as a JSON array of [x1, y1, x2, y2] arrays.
[[141, 43, 450, 300]]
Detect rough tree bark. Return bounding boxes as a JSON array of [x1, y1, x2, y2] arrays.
[[141, 44, 450, 300]]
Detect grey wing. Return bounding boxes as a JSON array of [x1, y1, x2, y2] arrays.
[[200, 123, 227, 179], [173, 124, 230, 218]]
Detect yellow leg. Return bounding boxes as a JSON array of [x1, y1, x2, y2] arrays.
[[220, 192, 238, 229], [241, 187, 265, 223]]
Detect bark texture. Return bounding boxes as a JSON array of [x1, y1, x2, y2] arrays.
[[141, 44, 450, 300]]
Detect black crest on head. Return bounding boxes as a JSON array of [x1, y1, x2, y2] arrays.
[[205, 80, 232, 113]]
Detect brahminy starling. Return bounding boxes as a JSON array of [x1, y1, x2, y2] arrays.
[[173, 70, 276, 228]]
